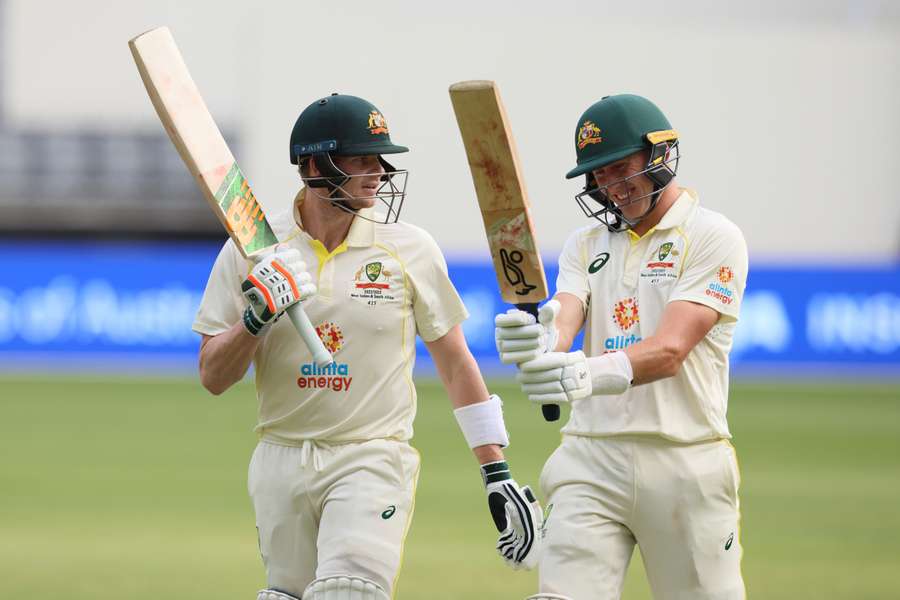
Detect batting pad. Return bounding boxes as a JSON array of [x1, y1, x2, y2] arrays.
[[303, 576, 389, 600], [257, 589, 300, 600], [525, 595, 575, 600]]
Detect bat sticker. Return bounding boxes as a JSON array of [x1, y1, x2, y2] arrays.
[[499, 248, 537, 296]]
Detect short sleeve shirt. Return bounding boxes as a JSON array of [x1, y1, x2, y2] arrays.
[[193, 190, 469, 444], [556, 188, 749, 442]]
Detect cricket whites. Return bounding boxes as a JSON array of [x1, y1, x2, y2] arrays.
[[129, 26, 332, 367], [449, 80, 559, 422]]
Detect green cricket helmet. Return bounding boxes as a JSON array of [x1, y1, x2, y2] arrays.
[[289, 94, 409, 224], [567, 94, 680, 232]]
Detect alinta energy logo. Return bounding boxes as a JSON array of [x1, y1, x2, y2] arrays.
[[606, 297, 642, 351], [297, 322, 352, 392], [707, 266, 736, 305], [717, 266, 734, 284]]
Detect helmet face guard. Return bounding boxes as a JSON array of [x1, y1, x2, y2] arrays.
[[301, 154, 408, 225], [575, 135, 680, 232]]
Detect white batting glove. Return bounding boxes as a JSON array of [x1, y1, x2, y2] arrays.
[[241, 247, 316, 336], [482, 461, 543, 571], [516, 351, 592, 405], [494, 299, 561, 364]]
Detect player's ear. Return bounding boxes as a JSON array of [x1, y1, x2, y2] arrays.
[[303, 156, 318, 178]]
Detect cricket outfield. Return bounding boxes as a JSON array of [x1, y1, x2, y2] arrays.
[[1, 377, 898, 599]]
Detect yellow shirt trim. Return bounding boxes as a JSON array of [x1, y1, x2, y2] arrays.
[[308, 238, 349, 277]]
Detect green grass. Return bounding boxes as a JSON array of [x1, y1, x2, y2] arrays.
[[1, 377, 898, 599]]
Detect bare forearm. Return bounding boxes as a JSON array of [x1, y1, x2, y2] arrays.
[[199, 323, 261, 394], [623, 335, 683, 385], [439, 346, 490, 410], [428, 328, 505, 466], [553, 292, 586, 352]]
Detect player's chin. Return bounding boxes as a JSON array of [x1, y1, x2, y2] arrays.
[[348, 196, 377, 210]]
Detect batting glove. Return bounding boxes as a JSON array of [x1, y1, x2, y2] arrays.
[[482, 461, 543, 570], [517, 351, 592, 405], [241, 247, 316, 337], [494, 299, 561, 364]]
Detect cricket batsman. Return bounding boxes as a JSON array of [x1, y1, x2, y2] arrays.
[[495, 94, 748, 599], [192, 94, 540, 600]]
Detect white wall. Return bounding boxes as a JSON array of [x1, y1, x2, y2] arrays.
[[5, 0, 899, 262]]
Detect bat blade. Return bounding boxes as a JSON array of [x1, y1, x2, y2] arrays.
[[129, 26, 332, 367], [128, 26, 278, 259], [450, 80, 558, 422], [449, 80, 548, 306]]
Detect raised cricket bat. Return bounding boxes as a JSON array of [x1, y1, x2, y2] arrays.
[[449, 80, 558, 422], [129, 26, 332, 367]]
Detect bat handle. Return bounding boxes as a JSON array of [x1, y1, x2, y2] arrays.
[[516, 302, 560, 422], [286, 303, 333, 368]]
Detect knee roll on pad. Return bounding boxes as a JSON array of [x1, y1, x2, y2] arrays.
[[303, 576, 389, 600], [526, 595, 575, 600], [257, 590, 301, 600]]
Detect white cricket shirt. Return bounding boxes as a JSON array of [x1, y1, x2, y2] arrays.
[[556, 188, 748, 442], [193, 190, 468, 444]]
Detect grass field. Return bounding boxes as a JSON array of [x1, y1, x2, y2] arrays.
[[1, 376, 899, 599]]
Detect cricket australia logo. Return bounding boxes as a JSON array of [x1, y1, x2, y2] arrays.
[[367, 111, 389, 135], [658, 242, 674, 261], [642, 241, 680, 283], [577, 120, 602, 149], [350, 260, 399, 305], [366, 261, 383, 282]]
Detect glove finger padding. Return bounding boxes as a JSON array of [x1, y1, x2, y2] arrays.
[[495, 485, 542, 570], [518, 351, 592, 404], [495, 309, 537, 328], [497, 337, 543, 352]]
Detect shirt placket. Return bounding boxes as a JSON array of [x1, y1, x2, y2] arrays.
[[622, 235, 648, 289]]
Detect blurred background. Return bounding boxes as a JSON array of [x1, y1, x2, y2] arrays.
[[1, 1, 898, 599]]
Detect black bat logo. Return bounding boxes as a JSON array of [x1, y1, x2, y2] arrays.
[[499, 248, 536, 296]]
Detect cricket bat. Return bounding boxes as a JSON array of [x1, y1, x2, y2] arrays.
[[449, 80, 558, 422], [129, 26, 332, 367]]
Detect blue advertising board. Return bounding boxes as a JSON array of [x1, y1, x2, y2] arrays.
[[1, 239, 898, 378]]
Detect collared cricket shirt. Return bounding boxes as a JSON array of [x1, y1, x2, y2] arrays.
[[556, 188, 748, 442], [193, 190, 468, 444]]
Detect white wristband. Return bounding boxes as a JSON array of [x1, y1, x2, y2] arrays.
[[453, 394, 509, 449], [586, 351, 633, 395]]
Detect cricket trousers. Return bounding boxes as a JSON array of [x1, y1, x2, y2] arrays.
[[248, 438, 420, 598], [538, 434, 745, 600]]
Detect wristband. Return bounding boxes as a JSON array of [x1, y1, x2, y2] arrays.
[[453, 394, 509, 449]]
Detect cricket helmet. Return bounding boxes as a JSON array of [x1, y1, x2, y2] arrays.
[[289, 93, 408, 164], [567, 94, 680, 232], [289, 93, 408, 224]]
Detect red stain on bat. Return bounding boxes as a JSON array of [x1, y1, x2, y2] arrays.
[[472, 139, 508, 198]]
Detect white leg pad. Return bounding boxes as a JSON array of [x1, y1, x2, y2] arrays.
[[257, 590, 301, 600], [526, 595, 575, 600], [303, 576, 389, 600]]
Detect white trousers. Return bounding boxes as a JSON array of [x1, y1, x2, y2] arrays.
[[538, 435, 745, 600], [248, 438, 420, 598]]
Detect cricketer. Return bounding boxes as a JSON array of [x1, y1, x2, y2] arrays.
[[192, 94, 540, 600], [495, 94, 749, 600]]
